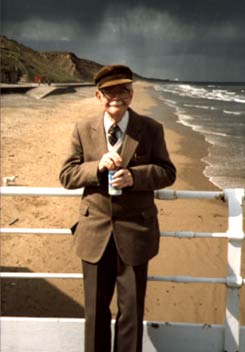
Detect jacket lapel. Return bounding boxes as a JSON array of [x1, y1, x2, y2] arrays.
[[90, 110, 141, 167], [91, 115, 108, 157], [120, 109, 140, 168]]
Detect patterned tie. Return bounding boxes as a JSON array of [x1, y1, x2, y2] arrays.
[[108, 124, 120, 146]]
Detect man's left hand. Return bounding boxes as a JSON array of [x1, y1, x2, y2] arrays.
[[110, 169, 134, 189]]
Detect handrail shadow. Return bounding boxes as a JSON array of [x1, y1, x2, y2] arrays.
[[1, 266, 84, 318]]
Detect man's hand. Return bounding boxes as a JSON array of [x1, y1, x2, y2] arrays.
[[110, 169, 134, 189], [99, 151, 122, 172]]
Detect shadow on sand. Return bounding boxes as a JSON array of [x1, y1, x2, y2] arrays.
[[1, 266, 84, 318]]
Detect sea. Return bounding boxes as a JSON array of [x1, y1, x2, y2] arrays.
[[154, 82, 245, 190]]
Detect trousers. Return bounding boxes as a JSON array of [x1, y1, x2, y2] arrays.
[[82, 235, 148, 352]]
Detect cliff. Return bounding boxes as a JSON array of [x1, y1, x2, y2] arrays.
[[0, 35, 102, 83]]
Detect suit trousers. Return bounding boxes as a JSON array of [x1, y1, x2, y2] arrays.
[[82, 235, 148, 352]]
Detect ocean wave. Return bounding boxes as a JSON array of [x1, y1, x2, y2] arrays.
[[176, 110, 227, 138], [234, 98, 245, 103], [223, 110, 242, 116], [203, 174, 245, 190], [203, 168, 245, 189], [184, 103, 217, 110], [200, 129, 228, 137], [154, 83, 245, 104], [159, 96, 177, 107]]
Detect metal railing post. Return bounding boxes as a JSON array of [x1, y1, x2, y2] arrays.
[[224, 189, 245, 352]]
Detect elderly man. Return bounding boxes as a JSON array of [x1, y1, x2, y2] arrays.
[[59, 64, 176, 352]]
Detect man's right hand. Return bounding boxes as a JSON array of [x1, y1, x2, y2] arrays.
[[98, 151, 122, 172]]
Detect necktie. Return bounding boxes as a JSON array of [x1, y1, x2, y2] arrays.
[[108, 124, 120, 146]]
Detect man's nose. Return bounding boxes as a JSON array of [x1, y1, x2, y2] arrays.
[[111, 93, 121, 99]]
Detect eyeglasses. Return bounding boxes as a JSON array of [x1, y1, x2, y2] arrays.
[[100, 86, 131, 99]]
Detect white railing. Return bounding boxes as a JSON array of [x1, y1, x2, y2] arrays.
[[0, 186, 244, 352]]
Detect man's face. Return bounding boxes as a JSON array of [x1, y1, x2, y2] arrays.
[[96, 83, 133, 120]]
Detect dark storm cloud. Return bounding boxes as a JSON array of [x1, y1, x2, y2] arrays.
[[2, 0, 245, 24], [2, 0, 105, 29], [1, 0, 245, 80]]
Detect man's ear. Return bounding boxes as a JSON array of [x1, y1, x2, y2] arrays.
[[95, 90, 102, 101]]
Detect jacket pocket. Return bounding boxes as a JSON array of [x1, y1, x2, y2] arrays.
[[70, 205, 89, 235]]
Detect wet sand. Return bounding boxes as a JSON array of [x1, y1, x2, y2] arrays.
[[1, 82, 244, 324]]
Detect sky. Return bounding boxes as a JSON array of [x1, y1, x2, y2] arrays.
[[1, 0, 245, 81]]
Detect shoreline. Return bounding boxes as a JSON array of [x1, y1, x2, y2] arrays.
[[151, 85, 219, 191], [132, 81, 219, 191]]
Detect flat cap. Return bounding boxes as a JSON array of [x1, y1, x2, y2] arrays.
[[94, 64, 133, 88]]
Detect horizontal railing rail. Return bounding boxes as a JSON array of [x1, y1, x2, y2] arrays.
[[0, 186, 224, 199], [0, 227, 233, 238], [0, 186, 244, 352], [1, 271, 244, 286]]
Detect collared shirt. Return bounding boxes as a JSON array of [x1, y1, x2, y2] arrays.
[[104, 110, 129, 152]]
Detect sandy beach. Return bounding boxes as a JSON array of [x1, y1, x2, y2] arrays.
[[1, 81, 244, 324]]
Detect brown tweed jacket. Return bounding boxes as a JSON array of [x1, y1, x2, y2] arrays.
[[59, 108, 176, 265]]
